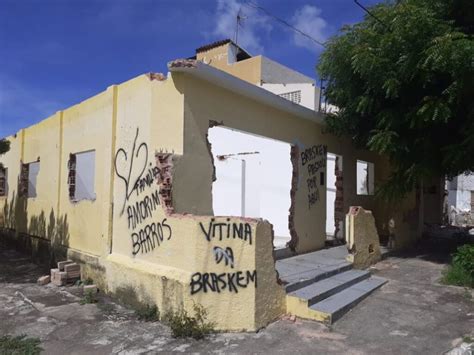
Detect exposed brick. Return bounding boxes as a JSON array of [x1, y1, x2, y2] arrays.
[[287, 145, 300, 251], [167, 58, 197, 69], [37, 275, 50, 285], [147, 72, 167, 81], [57, 260, 74, 271], [156, 153, 174, 214]]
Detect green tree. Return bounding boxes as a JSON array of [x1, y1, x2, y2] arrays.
[[318, 0, 474, 199]]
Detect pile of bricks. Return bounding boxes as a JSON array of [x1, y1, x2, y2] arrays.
[[49, 260, 81, 286]]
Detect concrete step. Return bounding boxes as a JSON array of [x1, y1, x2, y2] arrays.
[[287, 269, 371, 307], [308, 276, 387, 324], [283, 262, 353, 293]]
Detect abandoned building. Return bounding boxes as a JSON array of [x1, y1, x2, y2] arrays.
[[0, 40, 444, 330], [447, 174, 474, 226]]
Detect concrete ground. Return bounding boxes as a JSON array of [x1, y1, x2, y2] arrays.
[[0, 242, 473, 355]]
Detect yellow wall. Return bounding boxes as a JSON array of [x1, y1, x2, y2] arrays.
[[0, 63, 420, 330], [60, 88, 115, 257], [196, 43, 263, 85], [173, 74, 418, 254]]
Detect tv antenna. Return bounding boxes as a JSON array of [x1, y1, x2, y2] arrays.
[[235, 8, 247, 45]]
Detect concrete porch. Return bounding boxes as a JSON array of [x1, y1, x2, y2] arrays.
[[276, 246, 387, 324]]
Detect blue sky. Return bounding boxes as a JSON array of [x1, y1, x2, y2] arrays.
[[0, 0, 380, 138]]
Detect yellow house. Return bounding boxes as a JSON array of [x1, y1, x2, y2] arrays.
[[0, 40, 441, 331]]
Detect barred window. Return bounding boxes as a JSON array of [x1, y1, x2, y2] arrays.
[[279, 90, 302, 104], [0, 167, 7, 197]]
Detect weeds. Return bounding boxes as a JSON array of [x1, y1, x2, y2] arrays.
[[80, 290, 98, 305], [135, 304, 159, 322], [164, 303, 215, 340], [463, 335, 473, 343], [75, 278, 94, 287], [442, 244, 474, 288], [0, 335, 42, 355]]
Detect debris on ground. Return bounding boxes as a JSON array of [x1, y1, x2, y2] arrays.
[[37, 275, 50, 285], [50, 261, 81, 286]]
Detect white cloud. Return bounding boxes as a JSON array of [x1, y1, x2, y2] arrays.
[[291, 5, 327, 53], [213, 0, 272, 54]]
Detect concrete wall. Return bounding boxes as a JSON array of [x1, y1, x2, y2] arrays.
[[260, 83, 320, 111], [196, 43, 262, 85], [0, 64, 420, 330], [261, 56, 314, 84], [172, 73, 419, 253], [448, 174, 474, 211]]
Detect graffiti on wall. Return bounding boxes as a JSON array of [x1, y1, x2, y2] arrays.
[[213, 246, 234, 268], [301, 144, 327, 209], [114, 127, 173, 255], [190, 219, 257, 295], [131, 218, 172, 255], [190, 270, 257, 295], [115, 128, 152, 215], [198, 218, 252, 244]]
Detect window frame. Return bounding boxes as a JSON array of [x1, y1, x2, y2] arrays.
[[68, 150, 96, 202]]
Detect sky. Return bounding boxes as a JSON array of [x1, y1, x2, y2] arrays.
[[0, 0, 380, 138]]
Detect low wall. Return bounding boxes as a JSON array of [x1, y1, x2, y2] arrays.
[[108, 211, 286, 331], [1, 215, 286, 332]]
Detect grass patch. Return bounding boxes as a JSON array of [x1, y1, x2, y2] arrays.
[[442, 244, 474, 288], [0, 335, 42, 355], [75, 278, 94, 287], [442, 264, 474, 288], [164, 303, 215, 340], [135, 304, 159, 322], [463, 335, 473, 343], [80, 290, 98, 305]]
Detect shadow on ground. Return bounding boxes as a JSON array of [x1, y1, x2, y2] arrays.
[[0, 237, 472, 354]]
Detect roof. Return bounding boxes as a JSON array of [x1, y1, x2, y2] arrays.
[[168, 59, 324, 125], [196, 39, 232, 53], [195, 39, 252, 60]]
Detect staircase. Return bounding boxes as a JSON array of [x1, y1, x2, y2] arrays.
[[276, 246, 387, 324]]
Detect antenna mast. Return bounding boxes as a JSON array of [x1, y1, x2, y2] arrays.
[[235, 8, 245, 45]]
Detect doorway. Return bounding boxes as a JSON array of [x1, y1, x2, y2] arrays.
[[208, 126, 293, 248]]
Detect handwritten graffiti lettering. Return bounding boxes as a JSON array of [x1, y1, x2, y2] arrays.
[[307, 160, 325, 176], [135, 164, 160, 195], [114, 128, 153, 216], [213, 246, 235, 268], [190, 270, 257, 294], [308, 191, 320, 208], [127, 190, 160, 230], [301, 144, 327, 166], [131, 218, 172, 255], [114, 127, 174, 255], [301, 144, 327, 209], [199, 219, 252, 245]]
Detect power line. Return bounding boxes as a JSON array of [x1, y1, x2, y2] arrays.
[[353, 0, 390, 30], [243, 1, 326, 48]]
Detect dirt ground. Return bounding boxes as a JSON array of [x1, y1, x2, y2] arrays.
[[0, 241, 473, 354]]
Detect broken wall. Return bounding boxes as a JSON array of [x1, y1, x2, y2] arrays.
[[173, 73, 418, 254]]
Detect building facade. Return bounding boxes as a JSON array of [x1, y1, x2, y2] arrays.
[[0, 41, 431, 330]]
